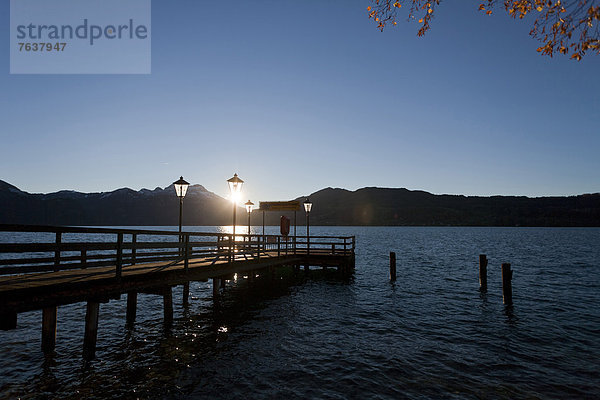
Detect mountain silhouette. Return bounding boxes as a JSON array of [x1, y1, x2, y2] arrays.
[[297, 187, 600, 226], [1, 180, 599, 226], [0, 180, 231, 226]]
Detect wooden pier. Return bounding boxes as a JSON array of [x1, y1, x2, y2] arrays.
[[0, 224, 355, 359]]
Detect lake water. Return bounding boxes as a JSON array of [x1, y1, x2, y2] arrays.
[[1, 226, 599, 399]]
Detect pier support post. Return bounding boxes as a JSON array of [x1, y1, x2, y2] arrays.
[[344, 261, 351, 276], [163, 287, 173, 329], [339, 262, 347, 277], [182, 282, 190, 307], [83, 301, 100, 360], [268, 266, 275, 281], [42, 306, 57, 354], [212, 278, 220, 299], [126, 292, 137, 328], [501, 263, 513, 306], [479, 254, 488, 292], [0, 312, 17, 331], [390, 252, 397, 282]]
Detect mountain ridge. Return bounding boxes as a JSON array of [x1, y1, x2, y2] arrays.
[[1, 180, 599, 226]]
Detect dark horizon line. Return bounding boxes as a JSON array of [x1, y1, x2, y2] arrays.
[[2, 178, 598, 200]]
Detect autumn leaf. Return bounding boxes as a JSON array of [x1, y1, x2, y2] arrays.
[[366, 0, 599, 60]]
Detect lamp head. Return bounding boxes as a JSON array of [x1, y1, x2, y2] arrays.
[[303, 198, 312, 213], [245, 200, 254, 214], [227, 173, 244, 194], [173, 176, 190, 198]]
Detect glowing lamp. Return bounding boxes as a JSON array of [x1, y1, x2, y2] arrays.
[[245, 200, 254, 214], [173, 176, 190, 199], [227, 173, 244, 195], [303, 198, 312, 213]]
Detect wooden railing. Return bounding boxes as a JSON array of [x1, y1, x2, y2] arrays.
[[0, 225, 355, 278]]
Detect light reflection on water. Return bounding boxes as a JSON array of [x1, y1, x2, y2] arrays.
[[0, 226, 599, 399]]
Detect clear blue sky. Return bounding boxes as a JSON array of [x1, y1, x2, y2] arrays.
[[1, 0, 599, 202]]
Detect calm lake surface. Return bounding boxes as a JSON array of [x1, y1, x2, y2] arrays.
[[1, 226, 599, 399]]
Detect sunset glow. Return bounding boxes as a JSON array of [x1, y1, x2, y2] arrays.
[[230, 191, 242, 205]]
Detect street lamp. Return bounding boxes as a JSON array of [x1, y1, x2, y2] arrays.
[[245, 200, 254, 235], [304, 198, 312, 254], [227, 173, 244, 243], [173, 176, 190, 234]]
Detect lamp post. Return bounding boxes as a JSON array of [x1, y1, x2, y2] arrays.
[[227, 173, 244, 247], [304, 198, 312, 255], [173, 176, 190, 234], [245, 200, 254, 235], [173, 176, 190, 255]]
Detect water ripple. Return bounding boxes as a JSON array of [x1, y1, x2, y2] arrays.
[[1, 227, 599, 399]]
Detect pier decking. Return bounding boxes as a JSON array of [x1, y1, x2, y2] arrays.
[[0, 225, 355, 359]]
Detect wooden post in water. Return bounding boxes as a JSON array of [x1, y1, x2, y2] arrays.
[[479, 254, 488, 292], [83, 301, 100, 360], [390, 252, 397, 282], [182, 282, 190, 307], [163, 287, 173, 328], [42, 306, 57, 354], [126, 292, 137, 327], [501, 263, 513, 306]]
